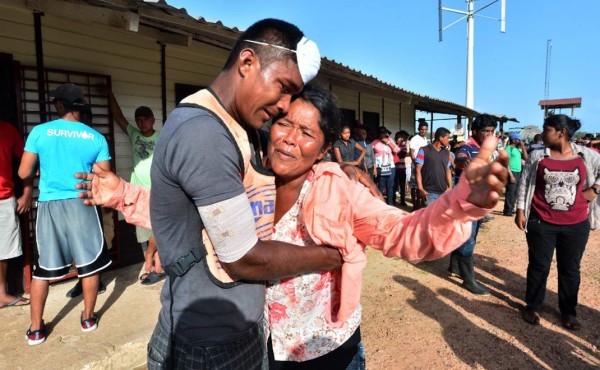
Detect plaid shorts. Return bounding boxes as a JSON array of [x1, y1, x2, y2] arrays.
[[147, 322, 266, 370]]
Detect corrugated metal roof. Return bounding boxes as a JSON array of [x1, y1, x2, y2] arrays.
[[83, 1, 484, 117], [320, 58, 478, 117]]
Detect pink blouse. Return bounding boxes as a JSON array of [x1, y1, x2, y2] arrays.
[[267, 176, 361, 362], [372, 139, 400, 167]]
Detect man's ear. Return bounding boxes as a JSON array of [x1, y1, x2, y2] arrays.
[[53, 100, 65, 115], [238, 48, 259, 78]]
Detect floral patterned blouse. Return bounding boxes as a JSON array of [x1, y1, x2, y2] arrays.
[[267, 173, 362, 362]]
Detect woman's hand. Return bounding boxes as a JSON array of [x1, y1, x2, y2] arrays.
[[515, 209, 526, 231], [74, 163, 122, 206], [340, 164, 384, 202], [464, 136, 509, 209], [583, 187, 598, 202]]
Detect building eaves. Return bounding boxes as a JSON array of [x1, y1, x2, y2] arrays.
[[484, 113, 519, 123], [320, 58, 478, 118], [538, 98, 582, 109], [76, 0, 480, 118]]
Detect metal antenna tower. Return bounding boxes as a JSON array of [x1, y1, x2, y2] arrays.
[[438, 0, 507, 110], [544, 39, 552, 100]]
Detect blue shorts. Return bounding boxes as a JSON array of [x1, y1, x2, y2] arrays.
[[34, 198, 111, 280]]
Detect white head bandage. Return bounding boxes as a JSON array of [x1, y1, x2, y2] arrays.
[[243, 36, 321, 84]]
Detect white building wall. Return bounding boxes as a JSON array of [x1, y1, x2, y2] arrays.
[[361, 93, 380, 121], [165, 43, 228, 112], [330, 84, 359, 114], [383, 98, 400, 133], [0, 4, 36, 64], [402, 104, 417, 134]]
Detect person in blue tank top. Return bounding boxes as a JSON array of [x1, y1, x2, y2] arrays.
[[18, 83, 112, 346]]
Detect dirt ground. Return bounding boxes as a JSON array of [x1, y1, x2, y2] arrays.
[[360, 200, 600, 370]]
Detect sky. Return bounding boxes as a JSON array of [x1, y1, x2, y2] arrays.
[[166, 0, 600, 134]]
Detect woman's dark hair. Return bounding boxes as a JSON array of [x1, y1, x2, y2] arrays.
[[292, 84, 341, 148], [223, 19, 303, 71], [395, 130, 409, 141], [544, 114, 581, 140], [434, 127, 451, 141]]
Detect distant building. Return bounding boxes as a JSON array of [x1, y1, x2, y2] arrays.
[[539, 98, 582, 117]]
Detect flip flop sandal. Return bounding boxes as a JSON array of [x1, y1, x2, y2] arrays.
[[140, 272, 166, 285], [0, 296, 30, 309], [139, 272, 151, 281]]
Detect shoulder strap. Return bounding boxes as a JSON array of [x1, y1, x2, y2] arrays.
[[161, 100, 246, 279], [176, 102, 245, 180]]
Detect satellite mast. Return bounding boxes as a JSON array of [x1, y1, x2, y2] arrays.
[[542, 40, 557, 118], [438, 0, 507, 110], [544, 39, 552, 101]]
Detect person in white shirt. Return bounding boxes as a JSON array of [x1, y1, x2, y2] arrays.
[[409, 119, 429, 210]]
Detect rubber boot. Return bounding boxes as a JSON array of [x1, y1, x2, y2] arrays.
[[458, 255, 490, 296], [448, 253, 461, 278]]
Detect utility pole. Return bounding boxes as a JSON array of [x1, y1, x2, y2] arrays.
[[543, 39, 552, 117], [466, 0, 475, 109], [439, 0, 506, 111]]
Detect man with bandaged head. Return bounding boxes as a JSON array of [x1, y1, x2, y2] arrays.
[[144, 19, 342, 369]]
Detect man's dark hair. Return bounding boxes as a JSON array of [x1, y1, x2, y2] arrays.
[[418, 119, 428, 129], [135, 106, 154, 119], [544, 114, 581, 139], [434, 127, 451, 141], [223, 19, 304, 71], [471, 114, 498, 130], [533, 134, 542, 143], [292, 84, 341, 149]]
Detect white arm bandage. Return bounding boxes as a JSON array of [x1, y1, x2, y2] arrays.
[[197, 193, 258, 263]]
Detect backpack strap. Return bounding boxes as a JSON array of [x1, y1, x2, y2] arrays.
[[161, 102, 245, 279]]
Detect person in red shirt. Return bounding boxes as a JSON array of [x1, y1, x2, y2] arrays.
[[0, 120, 32, 308], [516, 114, 600, 330]]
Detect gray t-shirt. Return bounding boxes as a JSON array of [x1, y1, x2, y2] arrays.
[[151, 105, 264, 345], [334, 138, 357, 162]]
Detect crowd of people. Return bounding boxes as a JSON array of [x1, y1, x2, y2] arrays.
[[1, 17, 598, 370]]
